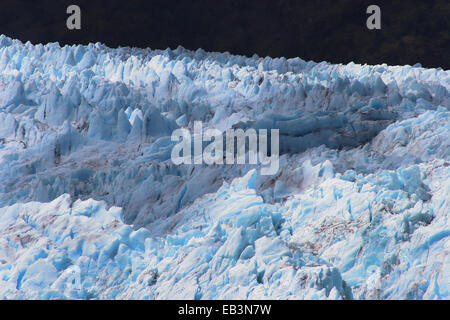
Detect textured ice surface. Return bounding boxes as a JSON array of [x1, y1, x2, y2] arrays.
[[0, 35, 448, 299], [0, 163, 448, 299]]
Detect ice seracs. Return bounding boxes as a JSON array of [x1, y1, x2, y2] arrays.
[[0, 162, 447, 299], [0, 35, 448, 299]]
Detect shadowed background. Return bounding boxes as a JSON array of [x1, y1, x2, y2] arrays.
[[0, 0, 449, 68]]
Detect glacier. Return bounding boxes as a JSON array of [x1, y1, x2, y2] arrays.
[[0, 35, 448, 299]]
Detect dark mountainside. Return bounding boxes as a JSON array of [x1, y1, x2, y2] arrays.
[[0, 0, 449, 69]]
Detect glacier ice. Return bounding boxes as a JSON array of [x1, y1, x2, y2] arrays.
[[0, 163, 448, 299], [0, 35, 448, 299]]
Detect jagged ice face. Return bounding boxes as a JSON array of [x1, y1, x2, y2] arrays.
[[0, 35, 448, 299]]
